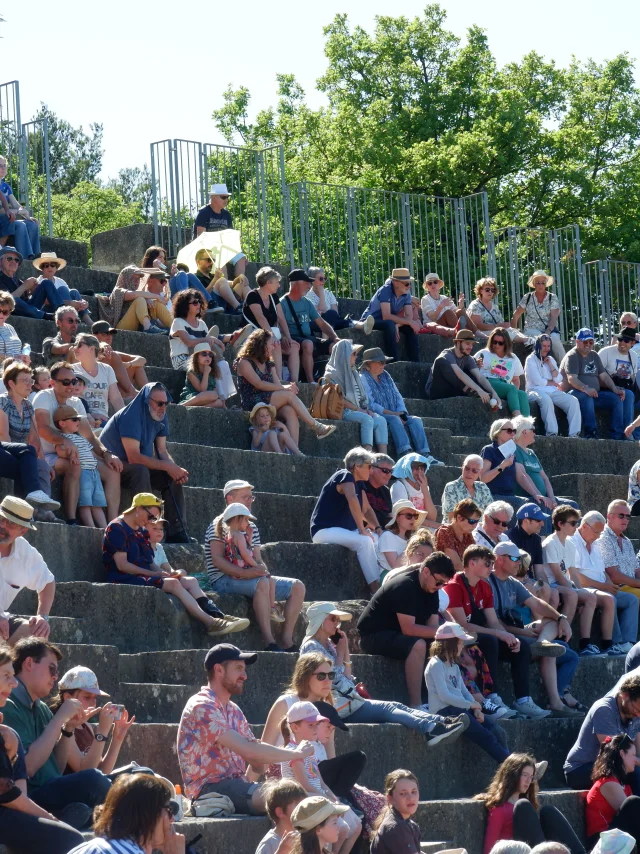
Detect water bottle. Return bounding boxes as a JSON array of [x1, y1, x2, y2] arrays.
[[21, 343, 31, 357]]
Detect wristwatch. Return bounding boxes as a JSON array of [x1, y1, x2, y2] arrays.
[[95, 733, 108, 743], [61, 728, 74, 738]]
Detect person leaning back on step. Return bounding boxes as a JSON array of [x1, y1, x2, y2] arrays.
[[359, 268, 421, 363], [427, 329, 497, 405]]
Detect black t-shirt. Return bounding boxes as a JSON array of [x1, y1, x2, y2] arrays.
[[362, 481, 392, 528], [357, 567, 439, 636], [193, 205, 233, 237], [509, 524, 544, 566], [243, 290, 280, 327], [195, 269, 212, 288]]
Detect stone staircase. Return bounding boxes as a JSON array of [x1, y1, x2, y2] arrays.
[[4, 231, 636, 854]]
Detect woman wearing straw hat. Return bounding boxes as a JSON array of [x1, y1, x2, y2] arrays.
[[511, 271, 565, 363], [33, 252, 92, 325]]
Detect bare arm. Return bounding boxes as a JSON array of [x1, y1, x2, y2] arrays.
[[337, 481, 368, 534], [217, 729, 310, 766], [511, 306, 525, 325], [514, 463, 543, 500], [547, 561, 573, 588], [108, 382, 125, 413], [37, 581, 55, 617], [314, 317, 338, 341], [262, 698, 289, 746], [396, 612, 439, 639], [605, 565, 640, 588], [209, 539, 268, 580], [236, 358, 285, 392]]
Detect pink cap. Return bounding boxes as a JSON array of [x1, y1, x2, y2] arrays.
[[287, 700, 329, 724]]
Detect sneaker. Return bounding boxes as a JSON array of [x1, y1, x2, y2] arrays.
[[207, 324, 220, 340], [486, 693, 510, 710], [26, 490, 61, 511], [363, 315, 375, 335], [143, 324, 165, 334], [481, 700, 514, 721], [230, 325, 253, 352], [529, 639, 566, 658], [207, 617, 248, 637], [426, 456, 445, 467], [579, 643, 603, 657], [221, 616, 250, 633], [549, 704, 584, 718], [314, 422, 337, 439], [512, 698, 551, 719], [208, 305, 225, 314], [535, 760, 548, 781], [607, 643, 628, 656], [34, 508, 58, 523], [426, 716, 469, 748], [618, 642, 635, 654]]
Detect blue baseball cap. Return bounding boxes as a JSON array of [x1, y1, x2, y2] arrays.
[[516, 502, 550, 522], [575, 328, 595, 341]]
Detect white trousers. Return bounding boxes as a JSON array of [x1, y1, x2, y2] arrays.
[[527, 387, 582, 436], [312, 527, 380, 585]]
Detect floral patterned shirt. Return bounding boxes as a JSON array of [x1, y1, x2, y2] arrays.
[[468, 299, 505, 326], [628, 460, 640, 507], [177, 687, 256, 800], [517, 291, 561, 333], [441, 477, 493, 519], [595, 525, 640, 581]]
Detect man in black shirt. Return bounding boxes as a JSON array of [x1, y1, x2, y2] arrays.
[[193, 183, 248, 282], [0, 246, 55, 320], [193, 248, 249, 313], [427, 329, 494, 403], [358, 552, 455, 707], [362, 453, 394, 530], [508, 502, 559, 607]]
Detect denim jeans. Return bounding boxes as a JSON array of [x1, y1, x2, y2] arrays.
[[344, 698, 439, 735], [553, 640, 579, 696], [170, 271, 218, 307], [343, 409, 388, 447], [438, 703, 509, 763], [0, 441, 40, 495], [568, 388, 629, 439], [612, 590, 640, 644], [373, 319, 419, 362], [11, 219, 41, 259], [31, 768, 111, 814], [0, 807, 83, 854], [11, 277, 62, 319], [384, 413, 430, 456], [49, 283, 90, 319], [320, 308, 354, 330]]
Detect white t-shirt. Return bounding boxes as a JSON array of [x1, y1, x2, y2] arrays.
[[307, 288, 338, 313], [153, 543, 168, 567], [570, 531, 606, 584], [598, 345, 639, 388], [377, 530, 408, 573], [542, 533, 579, 585], [390, 478, 425, 510], [0, 536, 55, 617], [73, 362, 117, 422], [33, 388, 86, 455], [475, 349, 524, 383], [169, 318, 208, 361], [421, 292, 451, 320]]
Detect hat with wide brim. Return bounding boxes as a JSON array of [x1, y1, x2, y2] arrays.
[[0, 495, 37, 531], [386, 499, 427, 529], [390, 267, 414, 281], [210, 184, 231, 196], [361, 347, 393, 364], [303, 601, 353, 642], [528, 270, 554, 287], [33, 252, 67, 271], [249, 401, 277, 421]]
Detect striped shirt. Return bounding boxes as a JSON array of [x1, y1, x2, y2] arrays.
[[69, 839, 145, 854], [0, 394, 34, 442], [0, 323, 22, 357], [62, 432, 98, 470], [204, 515, 261, 585]]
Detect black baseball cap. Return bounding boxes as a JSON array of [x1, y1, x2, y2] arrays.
[[313, 700, 349, 731], [204, 643, 257, 671], [92, 321, 118, 335], [289, 268, 313, 284]]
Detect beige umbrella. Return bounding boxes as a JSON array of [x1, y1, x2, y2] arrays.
[[176, 229, 243, 273]]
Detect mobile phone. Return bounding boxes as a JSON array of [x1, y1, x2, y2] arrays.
[[113, 704, 124, 721], [330, 631, 342, 644]]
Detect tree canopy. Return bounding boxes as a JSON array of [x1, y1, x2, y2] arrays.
[[212, 5, 640, 261]]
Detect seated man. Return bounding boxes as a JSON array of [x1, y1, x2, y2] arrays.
[[42, 306, 79, 366], [92, 321, 149, 400], [597, 500, 640, 601], [100, 382, 189, 543], [598, 327, 640, 439], [0, 496, 55, 645], [445, 544, 550, 718], [177, 643, 314, 814], [0, 154, 40, 259], [571, 511, 637, 655], [361, 453, 395, 530], [193, 184, 250, 285], [306, 266, 374, 334], [0, 246, 55, 320], [281, 269, 339, 383], [359, 268, 420, 362], [185, 248, 247, 313], [3, 638, 112, 823], [489, 541, 584, 718], [559, 328, 628, 440], [206, 479, 305, 652], [102, 492, 244, 636], [426, 329, 495, 404], [357, 551, 456, 707], [509, 503, 558, 607], [473, 501, 513, 549]]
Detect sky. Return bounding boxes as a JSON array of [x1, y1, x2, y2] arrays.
[[1, 0, 638, 182]]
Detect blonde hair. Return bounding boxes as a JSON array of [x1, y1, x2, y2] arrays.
[[249, 406, 276, 430], [474, 277, 498, 299], [405, 529, 434, 559]]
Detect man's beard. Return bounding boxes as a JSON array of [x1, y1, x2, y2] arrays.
[[222, 675, 244, 696]]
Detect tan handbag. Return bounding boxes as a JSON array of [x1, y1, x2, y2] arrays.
[[310, 380, 345, 420]]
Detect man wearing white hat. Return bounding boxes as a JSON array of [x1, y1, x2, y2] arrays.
[[205, 480, 305, 652], [0, 495, 56, 645], [193, 184, 248, 281]]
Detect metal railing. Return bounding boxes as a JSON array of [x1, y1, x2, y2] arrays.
[[150, 139, 290, 261], [582, 260, 640, 342], [0, 80, 52, 235]]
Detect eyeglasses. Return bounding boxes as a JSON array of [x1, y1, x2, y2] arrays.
[[163, 805, 175, 820], [61, 416, 81, 423], [0, 309, 11, 316], [492, 340, 506, 346], [465, 517, 481, 525], [483, 288, 497, 293], [48, 663, 59, 677], [4, 257, 19, 264], [501, 428, 516, 434], [218, 195, 230, 200], [313, 671, 336, 681], [564, 519, 580, 527], [433, 578, 447, 588], [143, 508, 161, 521], [400, 512, 420, 520], [490, 517, 510, 528], [615, 513, 631, 520], [316, 276, 326, 282], [55, 377, 79, 386], [150, 399, 168, 408], [374, 466, 393, 475]]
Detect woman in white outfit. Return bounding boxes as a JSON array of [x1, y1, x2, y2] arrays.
[[511, 270, 565, 364], [524, 334, 581, 437]]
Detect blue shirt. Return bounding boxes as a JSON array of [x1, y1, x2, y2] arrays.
[[0, 180, 12, 198], [481, 442, 517, 496], [361, 280, 412, 322], [100, 389, 168, 460], [281, 295, 320, 338], [359, 369, 406, 415], [310, 469, 364, 537]]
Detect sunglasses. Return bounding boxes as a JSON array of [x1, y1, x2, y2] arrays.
[[56, 377, 79, 386], [433, 578, 447, 588], [61, 416, 81, 423], [218, 195, 230, 200], [483, 288, 497, 293], [0, 309, 11, 317], [4, 256, 19, 264], [313, 671, 336, 681], [316, 276, 326, 281], [564, 519, 580, 527], [144, 508, 161, 521], [490, 517, 510, 528], [189, 300, 203, 306], [504, 555, 520, 563], [40, 263, 59, 269], [465, 517, 481, 525], [482, 559, 495, 568], [150, 399, 168, 408], [375, 466, 393, 475], [48, 663, 59, 677], [501, 428, 516, 434], [400, 512, 420, 520], [493, 340, 506, 346], [615, 513, 631, 520]]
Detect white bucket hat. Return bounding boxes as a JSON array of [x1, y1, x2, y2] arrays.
[[303, 602, 352, 643], [210, 184, 231, 196]]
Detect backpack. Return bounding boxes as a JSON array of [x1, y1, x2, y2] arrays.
[[310, 380, 345, 420]]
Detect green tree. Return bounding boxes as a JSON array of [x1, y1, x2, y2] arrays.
[[106, 166, 153, 220], [32, 104, 103, 195], [51, 181, 145, 245]]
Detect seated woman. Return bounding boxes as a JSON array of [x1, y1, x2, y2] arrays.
[[234, 329, 335, 445], [511, 271, 565, 364], [435, 498, 481, 572], [475, 329, 529, 416], [370, 769, 421, 854], [249, 401, 302, 455], [33, 252, 92, 325], [98, 265, 169, 335], [72, 333, 125, 428], [442, 455, 493, 522], [377, 500, 426, 581], [0, 291, 23, 359], [0, 646, 85, 854], [358, 346, 433, 457], [325, 339, 388, 453], [477, 754, 582, 854], [242, 265, 301, 382], [179, 341, 225, 409], [0, 154, 40, 259], [307, 266, 374, 334], [468, 278, 531, 345], [420, 272, 474, 337], [480, 419, 527, 515], [390, 453, 438, 529], [586, 735, 640, 849], [525, 335, 581, 438]]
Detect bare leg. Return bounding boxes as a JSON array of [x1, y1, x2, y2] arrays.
[[559, 587, 578, 624], [280, 579, 305, 649], [233, 257, 247, 279], [252, 576, 276, 646], [213, 277, 240, 310], [179, 577, 207, 598], [273, 403, 300, 445], [96, 460, 121, 523], [595, 590, 615, 640], [92, 508, 107, 528], [78, 506, 96, 527], [261, 431, 283, 453], [277, 426, 303, 456], [272, 343, 283, 380], [405, 639, 428, 707], [54, 458, 81, 520], [300, 339, 315, 383], [439, 308, 458, 328], [103, 353, 137, 398], [283, 340, 301, 382], [577, 589, 597, 640], [232, 273, 251, 301], [162, 578, 215, 627], [181, 391, 224, 408], [268, 391, 318, 429]]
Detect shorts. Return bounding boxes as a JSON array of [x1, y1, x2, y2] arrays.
[[45, 452, 60, 468], [79, 468, 107, 508], [291, 335, 333, 357], [359, 630, 422, 660], [199, 778, 261, 815], [212, 574, 296, 601], [7, 615, 28, 637]]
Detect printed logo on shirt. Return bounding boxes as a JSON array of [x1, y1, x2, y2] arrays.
[[583, 360, 598, 375], [615, 359, 633, 380]]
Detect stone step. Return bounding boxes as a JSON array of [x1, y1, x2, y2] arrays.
[[40, 235, 89, 268], [16, 262, 118, 296]]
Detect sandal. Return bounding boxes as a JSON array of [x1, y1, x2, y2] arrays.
[[562, 694, 588, 713], [314, 421, 337, 439]]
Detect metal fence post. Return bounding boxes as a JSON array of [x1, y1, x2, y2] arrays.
[[345, 187, 360, 297], [400, 193, 414, 280], [256, 149, 269, 263], [280, 144, 295, 268], [42, 117, 52, 236], [150, 143, 159, 246], [599, 260, 612, 342], [297, 182, 310, 270]]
